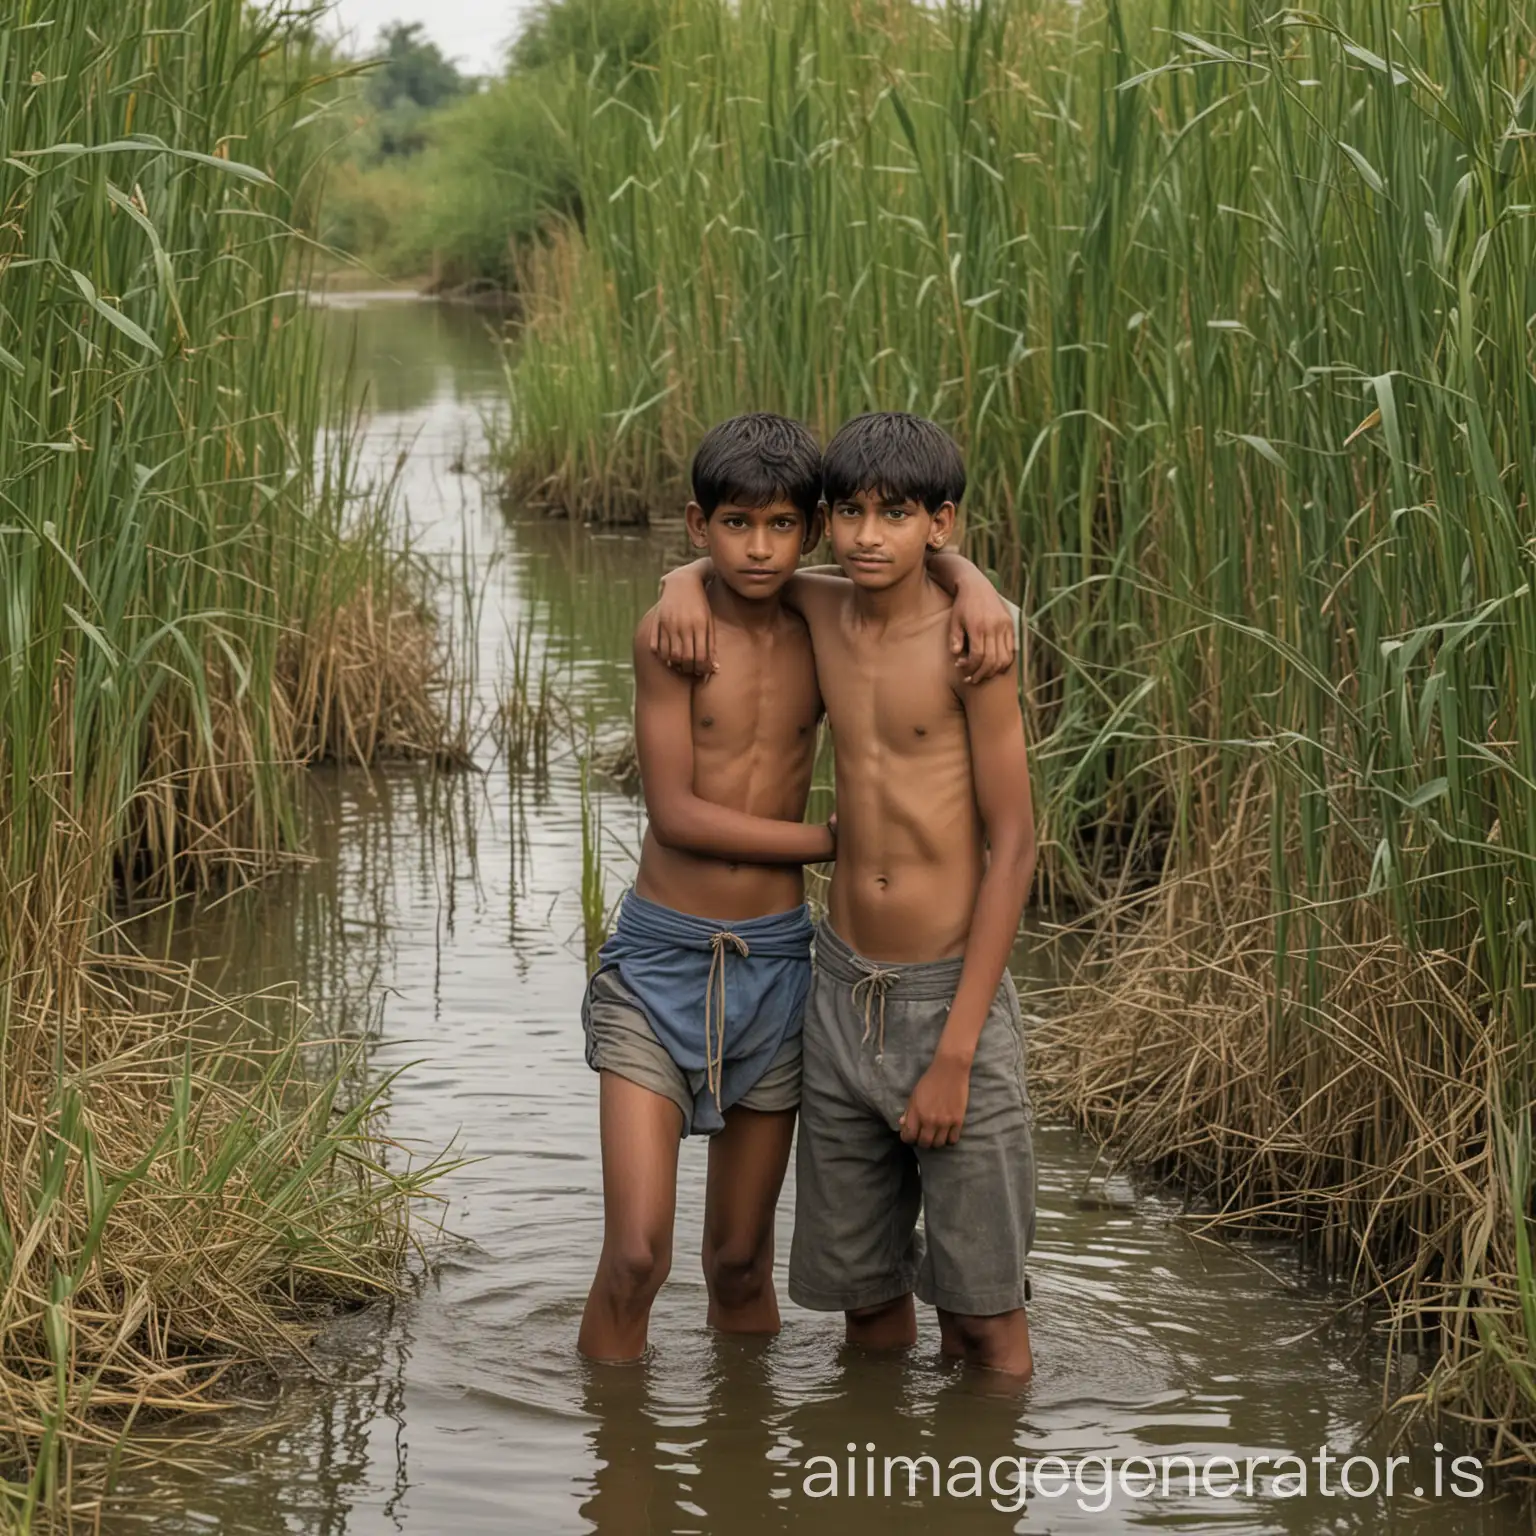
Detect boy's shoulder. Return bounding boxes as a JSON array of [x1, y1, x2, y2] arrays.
[[772, 601, 814, 642], [633, 603, 659, 658], [775, 569, 853, 642]]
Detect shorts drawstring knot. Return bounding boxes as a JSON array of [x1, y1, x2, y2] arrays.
[[851, 963, 902, 1059], [705, 930, 750, 1107]]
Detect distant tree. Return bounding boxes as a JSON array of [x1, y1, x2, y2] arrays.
[[367, 22, 468, 156], [509, 0, 666, 83]]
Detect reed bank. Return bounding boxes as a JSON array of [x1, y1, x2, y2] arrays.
[[0, 2, 451, 1525], [486, 0, 1536, 1463]]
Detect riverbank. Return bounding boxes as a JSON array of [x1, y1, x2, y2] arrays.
[[484, 0, 1536, 1458]]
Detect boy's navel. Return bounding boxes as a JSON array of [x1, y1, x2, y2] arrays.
[[914, 726, 927, 737]]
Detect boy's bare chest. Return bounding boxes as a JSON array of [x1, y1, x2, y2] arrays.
[[690, 626, 821, 755], [817, 630, 962, 755]]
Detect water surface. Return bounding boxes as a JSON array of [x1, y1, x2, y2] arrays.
[[114, 297, 1524, 1535]]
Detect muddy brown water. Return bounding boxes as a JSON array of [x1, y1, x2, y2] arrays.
[[112, 297, 1528, 1534]]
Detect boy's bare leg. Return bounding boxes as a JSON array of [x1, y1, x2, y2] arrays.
[[845, 1294, 917, 1351], [579, 1073, 683, 1362], [938, 1310, 963, 1359], [936, 1307, 1033, 1382], [702, 1105, 795, 1333]]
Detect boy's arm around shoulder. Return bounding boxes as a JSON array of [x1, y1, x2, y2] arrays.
[[926, 549, 1019, 684], [632, 616, 835, 866], [898, 667, 1036, 1150], [650, 560, 843, 674], [791, 556, 1017, 684], [778, 567, 849, 636], [647, 557, 716, 677], [648, 551, 1018, 685]]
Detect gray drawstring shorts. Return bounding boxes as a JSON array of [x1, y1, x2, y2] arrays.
[[788, 920, 1036, 1318]]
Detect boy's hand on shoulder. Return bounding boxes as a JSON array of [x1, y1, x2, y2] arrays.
[[899, 1049, 971, 1148], [949, 577, 1018, 685], [926, 547, 1018, 684], [653, 564, 717, 677]]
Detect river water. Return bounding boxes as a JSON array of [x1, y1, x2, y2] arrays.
[[116, 298, 1526, 1534]]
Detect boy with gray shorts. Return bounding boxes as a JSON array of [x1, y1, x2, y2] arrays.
[[789, 923, 1035, 1327], [657, 412, 1038, 1377]]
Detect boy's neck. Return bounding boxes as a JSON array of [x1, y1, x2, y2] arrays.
[[707, 576, 784, 630]]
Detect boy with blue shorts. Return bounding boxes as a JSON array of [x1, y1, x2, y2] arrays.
[[579, 413, 1013, 1360]]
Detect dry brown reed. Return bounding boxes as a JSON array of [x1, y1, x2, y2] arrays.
[[0, 953, 444, 1528], [1035, 778, 1536, 1463], [287, 579, 453, 769], [111, 578, 452, 906]]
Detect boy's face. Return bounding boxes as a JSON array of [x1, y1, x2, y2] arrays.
[[685, 498, 814, 600], [825, 489, 955, 590]]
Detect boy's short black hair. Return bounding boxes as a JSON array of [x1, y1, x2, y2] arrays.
[[690, 413, 822, 522], [820, 412, 966, 513]]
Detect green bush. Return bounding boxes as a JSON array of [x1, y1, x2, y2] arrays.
[[511, 0, 668, 80], [409, 77, 581, 288]]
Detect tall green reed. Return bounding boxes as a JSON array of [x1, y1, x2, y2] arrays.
[[579, 756, 611, 964], [1, 2, 448, 1519], [0, 0, 411, 984], [496, 0, 1536, 1444]]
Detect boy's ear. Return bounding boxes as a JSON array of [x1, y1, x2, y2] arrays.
[[802, 502, 827, 553], [926, 500, 958, 551], [684, 500, 710, 549]]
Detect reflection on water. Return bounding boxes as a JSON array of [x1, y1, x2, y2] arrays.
[[109, 298, 1525, 1534]]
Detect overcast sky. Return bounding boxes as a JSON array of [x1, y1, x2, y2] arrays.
[[326, 0, 533, 76]]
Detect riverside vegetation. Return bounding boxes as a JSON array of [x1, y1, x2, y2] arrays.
[[483, 0, 1536, 1461], [318, 5, 660, 293], [1, 1, 453, 1525]]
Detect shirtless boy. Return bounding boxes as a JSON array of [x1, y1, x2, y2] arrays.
[[579, 412, 1012, 1362], [654, 412, 1038, 1379]]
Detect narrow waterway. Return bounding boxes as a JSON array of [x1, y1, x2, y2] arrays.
[[114, 297, 1525, 1535]]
